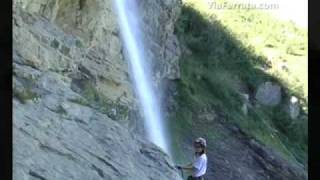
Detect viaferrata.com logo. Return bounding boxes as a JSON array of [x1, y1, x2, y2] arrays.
[[207, 1, 280, 10]]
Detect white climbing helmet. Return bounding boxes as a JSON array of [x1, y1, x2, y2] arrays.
[[194, 137, 207, 148]]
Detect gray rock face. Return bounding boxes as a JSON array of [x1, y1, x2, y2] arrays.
[[13, 0, 182, 179], [255, 82, 282, 106], [139, 0, 182, 84], [13, 93, 181, 180]]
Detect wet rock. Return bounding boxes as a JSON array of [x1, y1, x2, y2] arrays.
[[139, 0, 182, 82]]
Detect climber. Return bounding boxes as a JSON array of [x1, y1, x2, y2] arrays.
[[176, 137, 208, 180]]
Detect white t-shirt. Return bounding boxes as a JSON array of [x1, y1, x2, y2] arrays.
[[192, 153, 207, 177]]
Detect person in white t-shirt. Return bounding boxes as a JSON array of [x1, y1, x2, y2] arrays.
[[176, 137, 208, 180]]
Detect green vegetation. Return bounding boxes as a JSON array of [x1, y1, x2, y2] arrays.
[[77, 80, 129, 121], [170, 0, 307, 166], [69, 97, 91, 107], [13, 87, 38, 104]]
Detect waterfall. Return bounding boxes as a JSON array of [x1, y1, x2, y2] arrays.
[[113, 0, 169, 154]]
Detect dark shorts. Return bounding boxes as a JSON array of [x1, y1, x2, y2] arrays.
[[187, 175, 204, 180]]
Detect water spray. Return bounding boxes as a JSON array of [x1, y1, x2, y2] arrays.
[[113, 0, 169, 154]]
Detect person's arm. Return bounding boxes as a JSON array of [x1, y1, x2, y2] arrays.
[[181, 163, 194, 171], [182, 156, 204, 171], [176, 163, 192, 170]]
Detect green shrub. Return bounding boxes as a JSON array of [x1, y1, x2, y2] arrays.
[[13, 87, 38, 104], [78, 81, 129, 121]]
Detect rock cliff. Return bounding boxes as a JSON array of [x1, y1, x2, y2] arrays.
[[13, 0, 182, 179]]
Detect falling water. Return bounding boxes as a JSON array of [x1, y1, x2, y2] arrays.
[[113, 0, 169, 153]]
